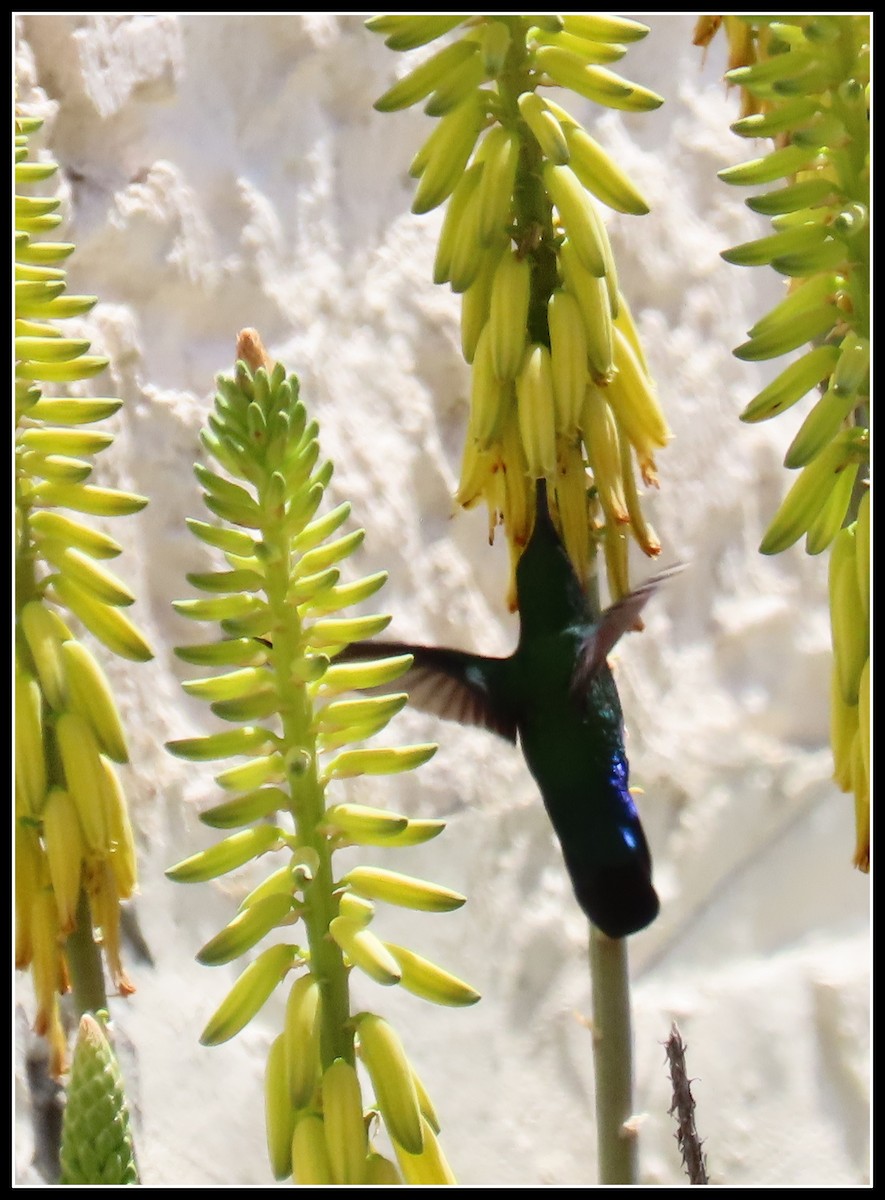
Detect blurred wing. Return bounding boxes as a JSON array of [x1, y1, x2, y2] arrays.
[[335, 641, 517, 743], [572, 564, 686, 696]]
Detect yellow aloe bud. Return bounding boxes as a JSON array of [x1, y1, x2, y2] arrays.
[[343, 867, 466, 913], [291, 1113, 334, 1186], [356, 1013, 424, 1155], [197, 893, 294, 965], [392, 1117, 458, 1185], [322, 1059, 368, 1185], [200, 943, 298, 1046], [384, 942, 481, 1008], [15, 666, 47, 814], [365, 1151, 402, 1184], [166, 825, 283, 884], [265, 1034, 296, 1180], [59, 640, 129, 762], [285, 973, 322, 1108], [488, 252, 532, 381], [323, 744, 437, 782], [329, 918, 402, 986], [19, 599, 69, 711], [323, 803, 410, 843], [51, 574, 153, 662], [55, 711, 108, 851], [41, 787, 85, 935]]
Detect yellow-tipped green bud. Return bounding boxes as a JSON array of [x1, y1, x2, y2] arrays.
[[315, 693, 408, 734], [517, 91, 570, 164], [488, 252, 532, 380], [784, 385, 862, 469], [410, 94, 488, 215], [558, 112, 650, 215], [356, 1013, 424, 1155], [25, 396, 122, 425], [323, 743, 437, 781], [42, 787, 85, 935], [291, 1113, 334, 1186], [32, 480, 148, 517], [55, 711, 108, 851], [759, 427, 867, 555], [29, 510, 123, 560], [199, 786, 287, 830], [476, 126, 519, 246], [718, 142, 817, 187], [740, 344, 840, 423], [167, 725, 276, 762], [15, 667, 47, 814], [200, 943, 298, 1046], [384, 942, 481, 1008], [265, 1034, 296, 1180], [561, 13, 649, 43], [581, 387, 630, 526], [535, 46, 663, 112], [320, 653, 413, 694], [829, 526, 867, 706], [560, 240, 615, 383], [97, 757, 138, 899], [804, 457, 859, 555], [516, 343, 557, 478], [307, 613, 392, 649], [468, 323, 511, 447], [601, 328, 670, 464], [544, 162, 609, 278], [214, 751, 285, 792], [392, 1117, 458, 1185], [344, 867, 465, 913], [338, 892, 376, 925], [197, 893, 294, 965], [285, 973, 322, 1108], [51, 574, 153, 662], [322, 1059, 368, 1185], [548, 288, 591, 431], [59, 640, 129, 762], [365, 1151, 402, 1184], [366, 14, 466, 53], [329, 918, 402, 986], [374, 39, 477, 112], [19, 599, 69, 711], [855, 489, 869, 622], [166, 824, 283, 883], [323, 803, 410, 842]]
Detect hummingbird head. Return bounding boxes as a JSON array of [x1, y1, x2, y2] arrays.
[[515, 481, 587, 636]]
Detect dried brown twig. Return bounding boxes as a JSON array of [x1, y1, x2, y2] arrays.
[[665, 1022, 709, 1185]]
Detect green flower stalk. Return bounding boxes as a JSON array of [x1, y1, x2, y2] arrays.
[[15, 113, 152, 1077], [168, 330, 478, 1185], [59, 1013, 139, 1185], [709, 15, 870, 870], [368, 13, 669, 611]]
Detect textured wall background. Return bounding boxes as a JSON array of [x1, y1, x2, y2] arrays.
[[15, 13, 870, 1187]]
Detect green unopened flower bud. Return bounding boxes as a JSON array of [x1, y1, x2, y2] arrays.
[[59, 1014, 139, 1185]]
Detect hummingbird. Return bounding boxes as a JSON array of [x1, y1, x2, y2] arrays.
[[340, 483, 681, 939]]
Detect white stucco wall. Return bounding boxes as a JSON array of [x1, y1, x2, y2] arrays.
[[15, 13, 870, 1187]]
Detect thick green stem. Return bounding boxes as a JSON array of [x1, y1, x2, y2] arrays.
[[589, 926, 638, 1184], [64, 890, 109, 1017], [262, 493, 353, 1070]]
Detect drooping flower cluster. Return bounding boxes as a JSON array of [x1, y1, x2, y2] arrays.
[[368, 14, 670, 609]]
